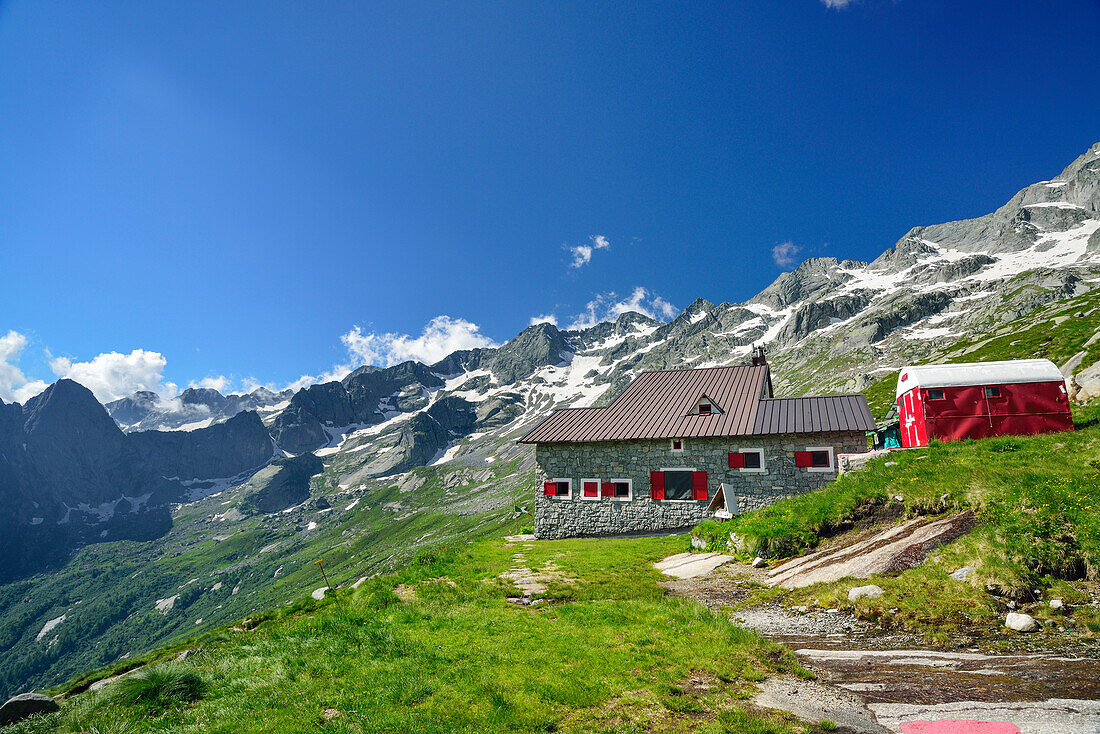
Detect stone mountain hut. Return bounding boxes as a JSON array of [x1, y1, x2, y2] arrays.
[[518, 357, 875, 539]]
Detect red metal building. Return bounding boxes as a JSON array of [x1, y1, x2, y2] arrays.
[[895, 359, 1072, 447]]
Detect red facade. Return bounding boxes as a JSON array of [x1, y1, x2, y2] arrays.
[[898, 380, 1072, 447]]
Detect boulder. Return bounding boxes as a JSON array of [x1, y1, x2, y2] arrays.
[[1049, 598, 1065, 611], [751, 557, 767, 569], [1005, 612, 1040, 632], [848, 584, 885, 602], [949, 566, 975, 582], [312, 587, 329, 601], [0, 692, 60, 725]]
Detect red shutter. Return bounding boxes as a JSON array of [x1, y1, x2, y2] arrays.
[[794, 452, 813, 468], [543, 481, 556, 496], [583, 481, 598, 497], [728, 452, 745, 468], [649, 471, 665, 500], [600, 482, 614, 497], [692, 471, 708, 501]]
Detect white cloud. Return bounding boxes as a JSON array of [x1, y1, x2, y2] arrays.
[[772, 242, 802, 269], [342, 316, 499, 367], [529, 314, 559, 327], [569, 234, 611, 268], [50, 349, 178, 404], [189, 375, 230, 392], [566, 287, 679, 330], [284, 316, 499, 390], [0, 331, 50, 403], [822, 0, 854, 7]]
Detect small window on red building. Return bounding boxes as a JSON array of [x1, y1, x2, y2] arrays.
[[984, 386, 1001, 398], [927, 389, 945, 400]]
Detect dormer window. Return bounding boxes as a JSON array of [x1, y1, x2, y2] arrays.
[[687, 394, 723, 417]]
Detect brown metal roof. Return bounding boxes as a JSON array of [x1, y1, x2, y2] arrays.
[[518, 365, 875, 443]]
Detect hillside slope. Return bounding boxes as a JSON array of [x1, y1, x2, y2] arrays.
[[16, 537, 817, 734], [2, 142, 1100, 700]]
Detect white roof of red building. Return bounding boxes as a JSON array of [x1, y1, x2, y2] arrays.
[[896, 359, 1065, 399]]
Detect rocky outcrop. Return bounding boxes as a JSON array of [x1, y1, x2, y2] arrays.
[[777, 292, 874, 344], [488, 322, 571, 384], [426, 396, 477, 435], [270, 362, 448, 454], [750, 258, 858, 309], [766, 511, 977, 589], [130, 411, 273, 480], [240, 453, 324, 514]]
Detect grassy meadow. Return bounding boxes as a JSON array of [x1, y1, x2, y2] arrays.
[[4, 536, 834, 734]]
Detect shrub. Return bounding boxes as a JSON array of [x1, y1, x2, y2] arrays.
[[111, 666, 207, 710]]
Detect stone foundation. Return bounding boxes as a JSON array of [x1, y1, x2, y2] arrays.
[[534, 432, 866, 539]]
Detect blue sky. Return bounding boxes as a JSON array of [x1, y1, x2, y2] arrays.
[[2, 0, 1099, 402]]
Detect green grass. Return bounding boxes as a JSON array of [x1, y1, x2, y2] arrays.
[[693, 403, 1100, 638], [111, 666, 208, 711], [12, 535, 821, 734]]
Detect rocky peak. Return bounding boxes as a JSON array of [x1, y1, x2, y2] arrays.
[[750, 257, 852, 309], [488, 321, 571, 384], [179, 387, 231, 412]]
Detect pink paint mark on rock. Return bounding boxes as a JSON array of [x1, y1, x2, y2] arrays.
[[900, 722, 1021, 734]]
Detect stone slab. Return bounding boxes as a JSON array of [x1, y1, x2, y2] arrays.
[[653, 552, 733, 579]]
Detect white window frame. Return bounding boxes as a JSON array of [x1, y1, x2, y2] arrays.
[[659, 467, 698, 502], [549, 477, 573, 500], [580, 477, 601, 501], [736, 447, 766, 474], [670, 438, 685, 453], [609, 477, 633, 501], [804, 447, 836, 473]]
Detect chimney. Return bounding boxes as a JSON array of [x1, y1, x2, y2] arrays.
[[750, 345, 768, 367]]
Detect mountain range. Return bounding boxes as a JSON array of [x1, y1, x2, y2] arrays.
[[1, 141, 1098, 699]]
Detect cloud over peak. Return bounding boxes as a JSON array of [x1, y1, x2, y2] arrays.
[[0, 331, 49, 403], [569, 234, 611, 268], [50, 349, 178, 404], [772, 241, 802, 269], [565, 287, 678, 330]]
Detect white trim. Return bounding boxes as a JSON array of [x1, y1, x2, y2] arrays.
[[658, 467, 699, 502], [737, 447, 766, 474], [609, 478, 633, 501], [579, 477, 601, 501], [670, 438, 685, 452], [804, 447, 836, 473], [549, 477, 573, 500]]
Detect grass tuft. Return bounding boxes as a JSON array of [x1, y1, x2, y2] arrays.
[[110, 666, 207, 711]]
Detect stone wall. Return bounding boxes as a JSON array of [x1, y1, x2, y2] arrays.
[[534, 432, 867, 539]]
